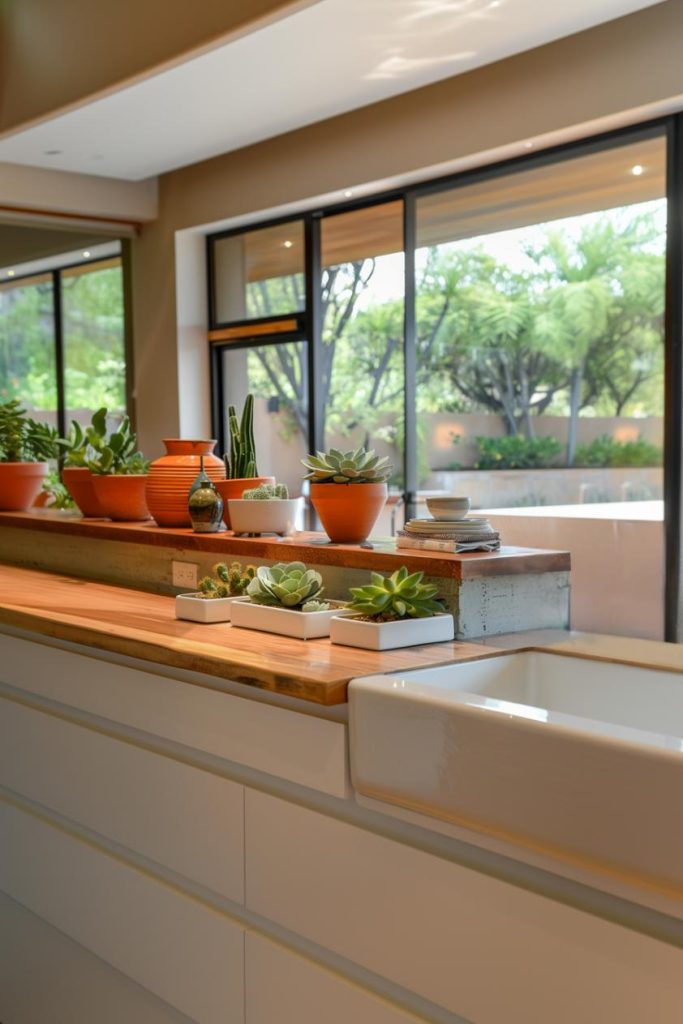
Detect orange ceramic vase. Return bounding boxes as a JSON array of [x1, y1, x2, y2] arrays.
[[310, 482, 388, 543], [146, 440, 226, 527], [92, 475, 151, 521], [214, 476, 275, 529], [62, 467, 105, 517], [0, 462, 49, 511]]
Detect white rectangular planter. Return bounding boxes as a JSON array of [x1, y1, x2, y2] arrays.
[[330, 613, 454, 650], [175, 592, 242, 624], [230, 599, 346, 640], [228, 497, 302, 536]]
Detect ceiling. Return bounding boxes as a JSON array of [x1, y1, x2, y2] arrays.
[[0, 0, 663, 182]]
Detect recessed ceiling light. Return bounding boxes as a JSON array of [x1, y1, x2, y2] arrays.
[[283, 240, 293, 249], [344, 190, 354, 198], [82, 251, 91, 258], [7, 270, 15, 277], [43, 149, 62, 156], [631, 164, 644, 176]]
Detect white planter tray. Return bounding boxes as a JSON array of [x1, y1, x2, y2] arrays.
[[175, 592, 242, 623], [228, 497, 302, 536], [230, 598, 347, 639], [330, 612, 454, 650]]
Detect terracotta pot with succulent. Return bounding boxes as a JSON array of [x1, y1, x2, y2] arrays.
[[58, 414, 106, 517], [230, 561, 346, 639], [0, 400, 59, 511], [86, 411, 151, 521], [175, 561, 256, 623], [228, 481, 302, 537], [214, 394, 274, 528], [302, 446, 391, 544], [330, 566, 454, 650]]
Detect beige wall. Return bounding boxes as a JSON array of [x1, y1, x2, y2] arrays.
[[132, 1, 683, 455], [0, 0, 310, 134]]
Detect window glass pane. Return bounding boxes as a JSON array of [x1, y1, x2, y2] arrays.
[[0, 274, 57, 425], [321, 201, 405, 505], [213, 220, 305, 324], [62, 258, 126, 427], [221, 340, 308, 496], [416, 132, 666, 637]]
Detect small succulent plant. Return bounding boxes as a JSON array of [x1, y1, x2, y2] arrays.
[[302, 447, 391, 484], [224, 394, 258, 479], [243, 482, 289, 500], [84, 409, 149, 475], [0, 400, 59, 463], [198, 562, 256, 598], [348, 567, 444, 621], [246, 562, 329, 610]]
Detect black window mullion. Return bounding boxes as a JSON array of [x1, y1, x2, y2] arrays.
[[52, 269, 67, 439], [403, 193, 418, 522], [304, 212, 323, 456]]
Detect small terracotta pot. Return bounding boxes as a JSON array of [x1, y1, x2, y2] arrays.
[[310, 482, 388, 543], [146, 439, 225, 527], [214, 476, 275, 529], [92, 474, 151, 521], [62, 467, 106, 517], [0, 462, 49, 512]]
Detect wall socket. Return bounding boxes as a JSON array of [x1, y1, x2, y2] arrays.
[[171, 560, 199, 589]]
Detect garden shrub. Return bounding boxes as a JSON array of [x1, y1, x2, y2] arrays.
[[573, 434, 662, 468], [474, 435, 563, 470]]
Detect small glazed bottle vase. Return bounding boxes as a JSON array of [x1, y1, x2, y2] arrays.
[[146, 440, 225, 527], [188, 456, 224, 533]]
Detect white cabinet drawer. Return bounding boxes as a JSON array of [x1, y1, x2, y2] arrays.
[[246, 933, 428, 1024], [245, 791, 682, 1024], [0, 697, 244, 900], [0, 633, 348, 797], [1, 801, 244, 1024]]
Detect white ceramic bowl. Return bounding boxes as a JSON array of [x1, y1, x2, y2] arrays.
[[228, 496, 302, 536], [425, 496, 471, 521]]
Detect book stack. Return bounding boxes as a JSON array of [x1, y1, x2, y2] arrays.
[[397, 516, 501, 553]]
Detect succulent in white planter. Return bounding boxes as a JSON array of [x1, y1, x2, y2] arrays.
[[230, 561, 343, 639], [175, 561, 256, 623], [229, 481, 302, 536], [330, 566, 454, 650]]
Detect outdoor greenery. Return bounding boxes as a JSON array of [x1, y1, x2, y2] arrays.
[[573, 434, 662, 468], [474, 435, 563, 470], [240, 203, 664, 474]]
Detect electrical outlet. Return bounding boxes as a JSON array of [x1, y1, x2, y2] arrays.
[[172, 560, 199, 589]]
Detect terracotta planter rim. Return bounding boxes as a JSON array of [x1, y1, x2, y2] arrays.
[[0, 460, 49, 469]]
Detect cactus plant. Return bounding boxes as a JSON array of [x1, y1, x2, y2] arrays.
[[246, 562, 328, 610], [198, 561, 256, 599], [347, 567, 444, 621], [243, 482, 289, 500], [224, 394, 258, 479], [302, 446, 391, 484]]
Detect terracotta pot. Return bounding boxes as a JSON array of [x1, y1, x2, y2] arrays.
[[146, 439, 225, 527], [310, 482, 388, 543], [92, 474, 151, 521], [62, 467, 106, 517], [214, 476, 275, 529], [0, 462, 49, 512]]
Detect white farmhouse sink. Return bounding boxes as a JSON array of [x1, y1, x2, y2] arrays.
[[349, 651, 683, 889]]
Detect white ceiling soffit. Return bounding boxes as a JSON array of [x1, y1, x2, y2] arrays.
[[0, 0, 663, 182]]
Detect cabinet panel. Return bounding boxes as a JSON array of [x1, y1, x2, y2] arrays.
[[1, 801, 244, 1024], [0, 697, 244, 901], [246, 791, 682, 1024], [0, 633, 348, 797], [246, 933, 429, 1024]]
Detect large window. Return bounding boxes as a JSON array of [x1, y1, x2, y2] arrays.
[[0, 253, 128, 433]]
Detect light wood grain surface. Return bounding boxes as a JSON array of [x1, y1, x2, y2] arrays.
[[0, 512, 570, 580], [0, 565, 498, 705]]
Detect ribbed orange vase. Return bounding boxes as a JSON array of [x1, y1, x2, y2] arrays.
[[146, 440, 226, 527]]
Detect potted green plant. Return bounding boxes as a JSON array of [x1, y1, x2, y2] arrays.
[[0, 400, 59, 511], [58, 412, 106, 517], [86, 412, 151, 520], [175, 561, 256, 623], [214, 394, 274, 528], [228, 481, 302, 536], [330, 566, 454, 650], [302, 446, 391, 543], [230, 561, 345, 639]]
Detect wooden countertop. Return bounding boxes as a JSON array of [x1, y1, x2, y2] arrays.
[[0, 564, 499, 705], [0, 512, 570, 580]]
